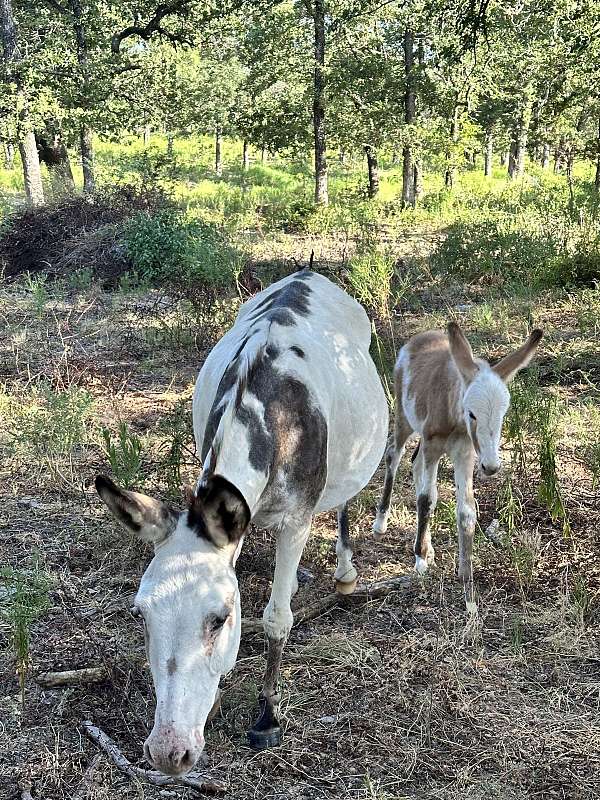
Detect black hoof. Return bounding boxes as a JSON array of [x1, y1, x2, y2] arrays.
[[247, 726, 282, 750]]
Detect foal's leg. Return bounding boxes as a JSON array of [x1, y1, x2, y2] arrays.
[[248, 518, 311, 750], [373, 411, 413, 537], [334, 502, 358, 594], [449, 437, 477, 588], [413, 437, 444, 574]]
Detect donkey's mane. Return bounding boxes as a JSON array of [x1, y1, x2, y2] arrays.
[[203, 325, 271, 478]]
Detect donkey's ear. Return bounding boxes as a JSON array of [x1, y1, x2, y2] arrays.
[[95, 475, 176, 544], [189, 476, 250, 548], [493, 329, 543, 383], [448, 321, 478, 383]]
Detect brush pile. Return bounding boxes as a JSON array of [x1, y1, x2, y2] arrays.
[[0, 186, 169, 283]]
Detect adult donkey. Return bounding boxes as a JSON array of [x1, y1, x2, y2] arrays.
[[95, 268, 388, 776]]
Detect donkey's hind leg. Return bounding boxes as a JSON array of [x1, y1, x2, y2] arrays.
[[373, 411, 413, 537], [334, 502, 358, 595]]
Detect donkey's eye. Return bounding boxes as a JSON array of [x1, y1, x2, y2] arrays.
[[469, 411, 477, 421], [207, 613, 229, 634]]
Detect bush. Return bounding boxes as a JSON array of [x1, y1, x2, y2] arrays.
[[121, 207, 239, 287], [431, 215, 600, 288]]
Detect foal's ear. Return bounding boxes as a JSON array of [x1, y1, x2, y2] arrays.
[[188, 475, 250, 548], [448, 321, 478, 383], [493, 329, 543, 383], [95, 475, 176, 544]]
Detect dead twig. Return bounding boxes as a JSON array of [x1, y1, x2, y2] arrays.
[[72, 754, 102, 800], [37, 667, 107, 687], [81, 721, 227, 794], [242, 574, 415, 634]]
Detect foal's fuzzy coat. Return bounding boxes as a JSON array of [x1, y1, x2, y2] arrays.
[[373, 322, 543, 583]]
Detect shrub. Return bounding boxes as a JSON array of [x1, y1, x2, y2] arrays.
[[121, 208, 239, 288]]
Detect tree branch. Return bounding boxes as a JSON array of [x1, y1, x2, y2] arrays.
[[111, 0, 190, 54]]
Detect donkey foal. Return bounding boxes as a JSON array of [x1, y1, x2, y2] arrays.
[[373, 322, 543, 583]]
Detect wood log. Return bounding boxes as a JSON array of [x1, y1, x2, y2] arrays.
[[37, 667, 107, 687]]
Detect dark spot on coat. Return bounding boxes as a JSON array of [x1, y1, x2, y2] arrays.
[[247, 280, 312, 326], [415, 494, 432, 557], [166, 656, 177, 675], [290, 345, 305, 358], [236, 355, 328, 514], [266, 344, 280, 359]]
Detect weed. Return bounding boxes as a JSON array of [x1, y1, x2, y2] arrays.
[[571, 574, 591, 625], [346, 247, 394, 318], [509, 615, 524, 654], [534, 393, 570, 538], [24, 274, 49, 316], [0, 557, 51, 709], [3, 384, 94, 459], [156, 402, 193, 497], [496, 471, 523, 541], [102, 422, 143, 489]]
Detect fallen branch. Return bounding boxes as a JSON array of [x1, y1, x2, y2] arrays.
[[242, 574, 415, 634], [81, 721, 226, 794], [37, 667, 107, 687]]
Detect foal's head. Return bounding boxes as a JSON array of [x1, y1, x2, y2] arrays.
[[448, 322, 543, 476], [95, 474, 250, 776]]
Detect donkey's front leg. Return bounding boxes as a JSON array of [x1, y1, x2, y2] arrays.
[[450, 439, 477, 588], [247, 519, 311, 750], [334, 502, 357, 594], [413, 438, 443, 574]]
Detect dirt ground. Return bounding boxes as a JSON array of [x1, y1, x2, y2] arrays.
[[1, 245, 600, 800]]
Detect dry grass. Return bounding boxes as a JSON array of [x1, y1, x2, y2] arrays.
[[1, 248, 600, 800]]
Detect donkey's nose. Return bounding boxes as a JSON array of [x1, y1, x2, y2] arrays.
[[482, 463, 499, 477], [144, 731, 202, 776]]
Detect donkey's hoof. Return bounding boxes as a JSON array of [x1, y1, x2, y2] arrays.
[[414, 555, 429, 575], [335, 576, 358, 595], [247, 726, 282, 750], [372, 514, 387, 538]]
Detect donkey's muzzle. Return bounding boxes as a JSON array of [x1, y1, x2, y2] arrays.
[[144, 726, 204, 776]]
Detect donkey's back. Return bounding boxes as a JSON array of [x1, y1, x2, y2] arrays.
[[193, 269, 388, 519]]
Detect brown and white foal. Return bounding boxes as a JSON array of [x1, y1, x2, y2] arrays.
[[373, 322, 543, 582]]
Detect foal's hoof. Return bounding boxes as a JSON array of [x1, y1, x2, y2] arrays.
[[247, 726, 282, 750], [335, 576, 358, 595]]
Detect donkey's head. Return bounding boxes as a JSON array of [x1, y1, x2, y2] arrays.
[[95, 474, 250, 776], [448, 322, 543, 476]]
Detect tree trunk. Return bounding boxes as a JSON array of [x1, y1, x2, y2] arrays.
[[401, 28, 416, 208], [595, 116, 600, 192], [508, 100, 532, 179], [554, 137, 565, 173], [80, 125, 95, 193], [261, 147, 267, 163], [500, 151, 508, 167], [143, 125, 151, 146], [3, 140, 14, 168], [242, 140, 249, 170], [19, 131, 44, 206], [36, 129, 75, 194], [166, 133, 174, 158], [1, 0, 44, 205], [312, 0, 328, 205], [364, 145, 379, 198], [215, 126, 222, 176], [541, 142, 550, 169], [413, 158, 423, 201], [444, 106, 460, 189], [484, 127, 493, 177]]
